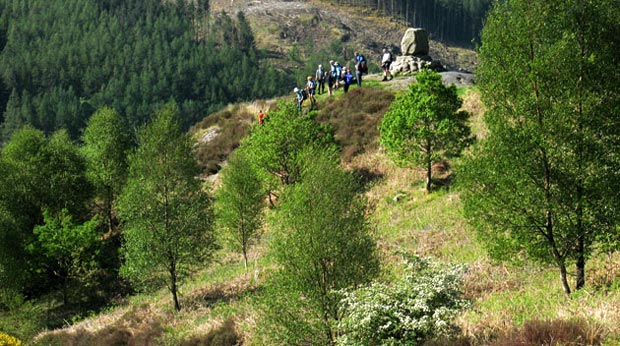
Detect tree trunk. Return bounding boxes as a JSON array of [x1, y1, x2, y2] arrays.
[[170, 263, 181, 311], [425, 141, 432, 193], [107, 186, 114, 233], [559, 259, 571, 295], [576, 235, 585, 290], [426, 160, 432, 193], [243, 247, 249, 273]]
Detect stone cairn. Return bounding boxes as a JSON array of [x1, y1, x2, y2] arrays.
[[390, 28, 444, 75]]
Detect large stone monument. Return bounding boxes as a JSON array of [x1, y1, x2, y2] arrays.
[[390, 28, 444, 75], [401, 28, 429, 56]]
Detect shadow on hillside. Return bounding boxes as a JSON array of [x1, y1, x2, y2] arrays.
[[199, 283, 262, 309], [432, 160, 455, 191], [352, 167, 385, 192]]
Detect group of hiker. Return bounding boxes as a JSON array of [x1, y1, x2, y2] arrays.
[[259, 48, 395, 123], [293, 49, 394, 113]]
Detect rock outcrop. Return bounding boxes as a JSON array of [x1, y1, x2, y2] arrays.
[[400, 28, 429, 56], [390, 28, 445, 75]]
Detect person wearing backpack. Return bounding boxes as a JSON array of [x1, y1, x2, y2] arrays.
[[327, 60, 336, 96], [381, 48, 394, 81], [354, 51, 367, 87], [306, 76, 317, 110], [315, 64, 326, 95], [333, 61, 342, 90], [294, 87, 305, 113]]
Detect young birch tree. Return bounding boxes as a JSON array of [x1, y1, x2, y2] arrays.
[[379, 70, 472, 193], [215, 148, 265, 272], [459, 0, 620, 294], [81, 107, 131, 234], [118, 104, 215, 311], [263, 148, 380, 345]]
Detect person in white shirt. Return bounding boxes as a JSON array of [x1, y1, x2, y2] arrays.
[[381, 48, 393, 81]]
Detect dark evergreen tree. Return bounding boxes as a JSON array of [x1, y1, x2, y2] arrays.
[[0, 0, 291, 140]]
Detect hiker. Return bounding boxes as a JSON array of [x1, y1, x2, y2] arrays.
[[315, 64, 326, 94], [333, 61, 342, 89], [294, 87, 305, 112], [306, 76, 317, 110], [257, 110, 266, 125], [354, 52, 367, 87], [343, 68, 354, 93], [381, 48, 394, 81], [326, 60, 336, 96]]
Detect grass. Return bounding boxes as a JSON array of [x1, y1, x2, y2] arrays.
[[18, 85, 620, 345]]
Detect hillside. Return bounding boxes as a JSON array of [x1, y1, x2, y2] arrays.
[[5, 1, 620, 345], [28, 78, 620, 345], [210, 0, 479, 72]]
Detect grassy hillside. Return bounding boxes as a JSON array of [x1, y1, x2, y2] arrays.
[[27, 82, 620, 346]]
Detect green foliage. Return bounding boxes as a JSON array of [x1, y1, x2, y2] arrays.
[[0, 293, 43, 343], [215, 149, 265, 271], [337, 256, 469, 345], [0, 126, 93, 298], [240, 101, 337, 186], [81, 106, 131, 233], [32, 209, 99, 305], [44, 129, 93, 215], [379, 70, 472, 192], [459, 0, 620, 294], [117, 103, 216, 311], [263, 149, 380, 344]]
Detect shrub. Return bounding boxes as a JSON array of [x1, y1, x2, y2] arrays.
[[192, 106, 253, 174], [317, 87, 394, 162], [336, 256, 469, 346], [0, 332, 21, 346]]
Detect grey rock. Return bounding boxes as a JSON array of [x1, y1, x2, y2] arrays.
[[400, 28, 429, 56]]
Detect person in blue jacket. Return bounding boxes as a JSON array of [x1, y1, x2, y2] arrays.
[[343, 68, 354, 93]]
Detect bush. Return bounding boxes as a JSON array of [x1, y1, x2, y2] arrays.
[[192, 106, 253, 174], [336, 256, 469, 346], [0, 332, 21, 346], [316, 88, 394, 162]]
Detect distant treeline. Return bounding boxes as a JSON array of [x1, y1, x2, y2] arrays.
[[0, 0, 291, 141], [326, 0, 491, 46]]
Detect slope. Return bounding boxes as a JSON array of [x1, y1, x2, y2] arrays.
[[210, 0, 479, 72], [31, 81, 620, 346]]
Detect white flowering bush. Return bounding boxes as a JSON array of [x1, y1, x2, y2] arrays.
[[336, 256, 469, 345]]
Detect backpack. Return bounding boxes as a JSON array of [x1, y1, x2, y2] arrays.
[[360, 61, 368, 73], [301, 89, 308, 100], [307, 79, 316, 89], [316, 68, 324, 80], [357, 54, 368, 73]]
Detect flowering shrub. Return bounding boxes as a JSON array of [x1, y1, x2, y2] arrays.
[[0, 332, 21, 346], [336, 256, 469, 345]]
